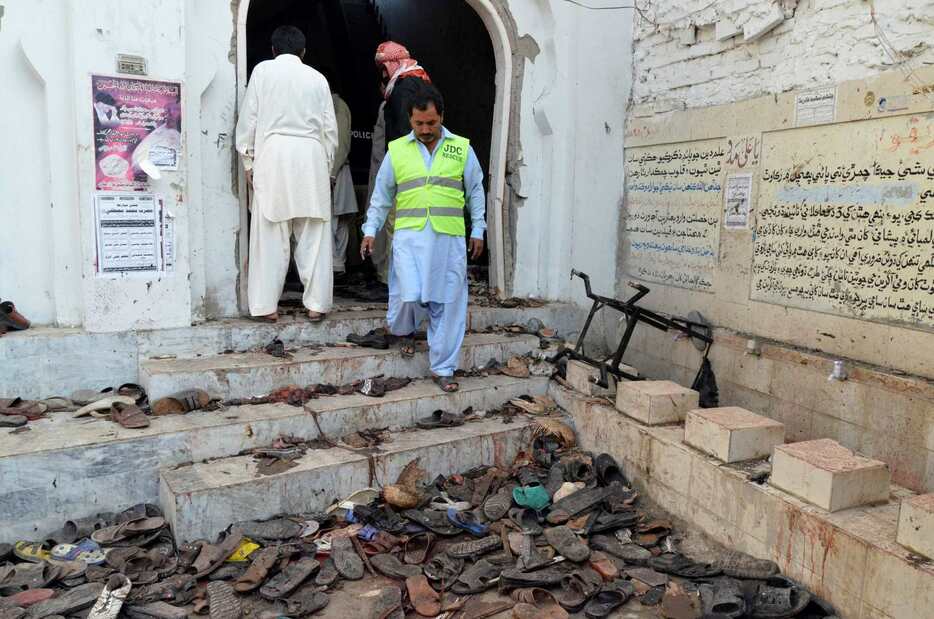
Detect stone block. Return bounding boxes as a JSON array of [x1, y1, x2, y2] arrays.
[[897, 493, 934, 559], [685, 406, 785, 463], [615, 380, 699, 425], [565, 360, 637, 396], [771, 439, 890, 512]]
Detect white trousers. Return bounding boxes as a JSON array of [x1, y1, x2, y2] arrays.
[[248, 215, 332, 316], [387, 284, 468, 377]]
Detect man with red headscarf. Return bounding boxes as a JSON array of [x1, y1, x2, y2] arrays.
[[366, 42, 432, 285]]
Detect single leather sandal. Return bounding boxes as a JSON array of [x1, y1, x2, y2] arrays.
[[433, 375, 459, 393]]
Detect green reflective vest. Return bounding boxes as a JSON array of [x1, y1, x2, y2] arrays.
[[389, 133, 469, 237]]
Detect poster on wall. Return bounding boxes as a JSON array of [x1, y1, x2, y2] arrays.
[[723, 173, 753, 229], [92, 75, 182, 192], [752, 113, 934, 328], [93, 193, 162, 275], [623, 139, 726, 292]]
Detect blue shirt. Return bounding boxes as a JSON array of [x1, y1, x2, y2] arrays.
[[362, 128, 487, 240]]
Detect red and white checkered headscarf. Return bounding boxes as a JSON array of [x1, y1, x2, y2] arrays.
[[375, 41, 430, 99]]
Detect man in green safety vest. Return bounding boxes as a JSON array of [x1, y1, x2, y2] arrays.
[[361, 83, 486, 392]]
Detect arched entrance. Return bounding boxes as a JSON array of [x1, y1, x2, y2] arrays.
[[234, 0, 512, 312]]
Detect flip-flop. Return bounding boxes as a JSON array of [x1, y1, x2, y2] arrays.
[[151, 389, 212, 416], [482, 489, 513, 521], [87, 574, 132, 619], [123, 601, 189, 619], [26, 582, 104, 618], [500, 566, 567, 589], [206, 581, 241, 619], [57, 516, 112, 545], [284, 589, 329, 616], [13, 541, 50, 563], [192, 533, 244, 577], [588, 511, 641, 534], [111, 402, 150, 429], [447, 508, 489, 537], [416, 410, 465, 429], [589, 534, 651, 564], [547, 487, 611, 525], [233, 518, 302, 541], [583, 582, 633, 618], [401, 509, 460, 536], [307, 311, 326, 322], [399, 337, 416, 357], [403, 533, 433, 565], [446, 535, 502, 559], [715, 550, 780, 580], [330, 537, 364, 580], [406, 574, 441, 616], [247, 314, 278, 323], [51, 539, 107, 565], [508, 508, 543, 535], [555, 568, 603, 613], [451, 560, 501, 595], [423, 553, 464, 591], [73, 396, 136, 419], [6, 588, 56, 608], [433, 375, 459, 393], [371, 586, 404, 619], [259, 557, 319, 599], [233, 547, 279, 593], [314, 557, 339, 586], [544, 526, 591, 562], [370, 554, 422, 580], [511, 588, 568, 619]]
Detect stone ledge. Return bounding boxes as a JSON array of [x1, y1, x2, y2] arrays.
[[552, 382, 934, 619], [684, 406, 784, 463]]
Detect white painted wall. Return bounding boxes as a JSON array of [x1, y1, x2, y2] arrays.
[[510, 0, 632, 301], [0, 0, 633, 330], [630, 0, 934, 110]]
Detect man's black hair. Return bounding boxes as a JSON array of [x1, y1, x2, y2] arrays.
[[271, 26, 306, 57], [406, 82, 444, 117], [95, 92, 116, 105]]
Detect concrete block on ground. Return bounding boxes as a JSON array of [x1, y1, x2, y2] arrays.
[[897, 493, 934, 559], [771, 438, 890, 512], [684, 406, 785, 463], [615, 380, 698, 425], [160, 418, 535, 542]]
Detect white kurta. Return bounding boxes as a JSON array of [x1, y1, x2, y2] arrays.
[[236, 54, 337, 222], [235, 54, 338, 315]]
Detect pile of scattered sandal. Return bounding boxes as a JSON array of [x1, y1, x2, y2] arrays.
[[1, 434, 840, 619]]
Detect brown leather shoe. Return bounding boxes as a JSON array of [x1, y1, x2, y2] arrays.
[[0, 301, 30, 331]]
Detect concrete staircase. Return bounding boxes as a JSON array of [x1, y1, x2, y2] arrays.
[[0, 304, 579, 544], [140, 332, 539, 401]]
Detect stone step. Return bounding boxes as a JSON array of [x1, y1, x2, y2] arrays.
[[0, 375, 547, 544], [140, 333, 540, 401], [0, 303, 583, 400], [139, 304, 581, 361], [161, 416, 537, 542]]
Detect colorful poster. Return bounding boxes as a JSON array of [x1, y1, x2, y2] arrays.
[[92, 75, 182, 191]]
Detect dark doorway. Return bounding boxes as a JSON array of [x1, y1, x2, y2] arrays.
[[245, 0, 496, 301]]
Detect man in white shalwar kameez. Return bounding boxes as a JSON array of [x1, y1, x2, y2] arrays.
[[361, 85, 485, 392], [235, 26, 338, 322]]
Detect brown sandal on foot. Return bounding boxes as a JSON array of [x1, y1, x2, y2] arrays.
[[433, 375, 459, 393], [307, 311, 326, 322]]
